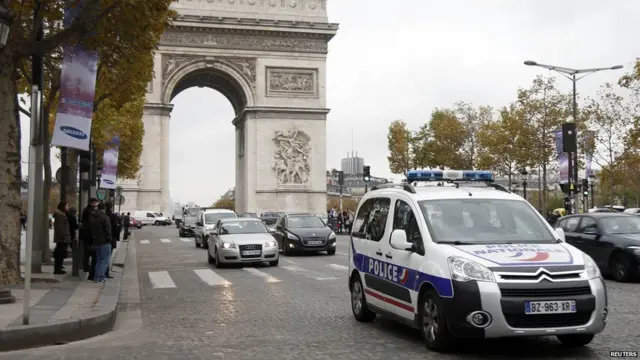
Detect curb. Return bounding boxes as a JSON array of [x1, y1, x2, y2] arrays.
[[0, 240, 130, 352]]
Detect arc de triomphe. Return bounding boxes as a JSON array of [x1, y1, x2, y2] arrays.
[[117, 0, 338, 215]]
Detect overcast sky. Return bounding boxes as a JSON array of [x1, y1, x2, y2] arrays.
[[21, 0, 640, 206]]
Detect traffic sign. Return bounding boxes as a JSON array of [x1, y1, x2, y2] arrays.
[[96, 189, 107, 201], [114, 195, 125, 206], [115, 186, 123, 196]]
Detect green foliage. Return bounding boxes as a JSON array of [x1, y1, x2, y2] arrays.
[[212, 198, 235, 211], [386, 120, 412, 174]]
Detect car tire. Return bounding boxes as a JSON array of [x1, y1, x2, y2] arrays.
[[179, 230, 183, 237], [556, 334, 595, 347], [137, 225, 142, 229], [610, 252, 635, 282], [214, 249, 225, 268], [283, 241, 291, 256], [154, 221, 160, 226], [327, 249, 336, 255], [269, 259, 279, 267], [350, 275, 376, 322], [207, 250, 215, 264], [419, 289, 453, 352], [195, 237, 201, 248]]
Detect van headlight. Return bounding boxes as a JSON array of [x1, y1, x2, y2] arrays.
[[448, 256, 495, 282], [583, 253, 601, 279], [629, 246, 640, 255]]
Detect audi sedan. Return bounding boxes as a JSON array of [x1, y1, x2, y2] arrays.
[[207, 218, 279, 267]]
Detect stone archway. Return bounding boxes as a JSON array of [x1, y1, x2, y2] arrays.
[[118, 1, 338, 215]]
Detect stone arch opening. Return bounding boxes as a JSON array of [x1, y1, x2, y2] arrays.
[[162, 58, 256, 115]]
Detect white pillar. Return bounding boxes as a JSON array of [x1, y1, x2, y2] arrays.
[[139, 103, 173, 212], [161, 112, 170, 214]]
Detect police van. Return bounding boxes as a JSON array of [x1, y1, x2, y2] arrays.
[[348, 170, 607, 352]]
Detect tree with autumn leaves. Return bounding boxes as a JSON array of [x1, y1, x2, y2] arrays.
[[387, 61, 640, 211], [0, 0, 174, 284]]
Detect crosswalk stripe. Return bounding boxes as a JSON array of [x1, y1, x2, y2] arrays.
[[160, 239, 171, 243], [140, 240, 150, 244], [327, 264, 348, 271], [148, 271, 176, 289], [282, 265, 337, 281], [242, 268, 281, 283], [193, 269, 231, 286], [180, 238, 192, 242], [336, 252, 348, 256]]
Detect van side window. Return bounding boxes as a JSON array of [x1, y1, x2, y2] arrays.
[[146, 213, 154, 217], [353, 198, 390, 242], [393, 200, 424, 250]]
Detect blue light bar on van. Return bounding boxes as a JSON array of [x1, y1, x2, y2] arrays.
[[405, 170, 494, 182]]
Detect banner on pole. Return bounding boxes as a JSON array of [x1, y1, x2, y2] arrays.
[[554, 130, 569, 184], [99, 136, 120, 189], [50, 4, 99, 151]]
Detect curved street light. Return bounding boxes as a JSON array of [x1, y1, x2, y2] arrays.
[[0, 2, 12, 48], [524, 59, 623, 214]]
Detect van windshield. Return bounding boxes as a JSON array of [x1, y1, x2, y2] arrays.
[[418, 199, 556, 244], [205, 213, 236, 224]]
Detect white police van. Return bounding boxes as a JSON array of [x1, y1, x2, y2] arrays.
[[348, 170, 607, 352]]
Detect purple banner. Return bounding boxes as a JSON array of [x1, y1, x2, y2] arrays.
[[99, 136, 120, 189], [50, 3, 99, 151], [554, 130, 569, 184]]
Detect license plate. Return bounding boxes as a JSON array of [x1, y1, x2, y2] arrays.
[[242, 250, 261, 256], [525, 300, 576, 314], [308, 241, 323, 245]]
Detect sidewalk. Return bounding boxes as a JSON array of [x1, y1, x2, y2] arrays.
[[0, 238, 131, 351]]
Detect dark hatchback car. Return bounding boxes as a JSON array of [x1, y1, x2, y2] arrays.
[[272, 213, 336, 255], [179, 216, 197, 237], [556, 213, 640, 282]]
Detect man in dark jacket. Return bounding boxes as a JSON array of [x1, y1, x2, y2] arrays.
[[53, 202, 71, 275], [90, 202, 112, 283], [123, 212, 131, 240], [82, 198, 99, 279]]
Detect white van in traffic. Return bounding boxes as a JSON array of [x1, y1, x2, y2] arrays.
[[133, 211, 170, 226]]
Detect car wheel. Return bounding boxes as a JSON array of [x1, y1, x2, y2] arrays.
[[420, 289, 453, 352], [269, 259, 279, 267], [350, 275, 376, 322], [214, 249, 225, 268], [154, 221, 160, 226], [283, 241, 291, 256], [610, 252, 636, 282], [207, 249, 215, 264], [556, 334, 595, 347], [203, 238, 209, 250], [195, 236, 201, 248], [327, 249, 336, 255], [137, 225, 142, 229]]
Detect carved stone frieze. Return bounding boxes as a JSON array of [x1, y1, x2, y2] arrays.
[[162, 54, 202, 87], [266, 67, 317, 97], [174, 0, 327, 12], [272, 129, 311, 184], [160, 30, 328, 53]]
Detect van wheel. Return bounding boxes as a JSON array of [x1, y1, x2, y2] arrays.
[[207, 250, 214, 264], [154, 221, 160, 226], [327, 249, 336, 255], [557, 334, 594, 347], [610, 252, 635, 282], [420, 289, 453, 352], [350, 276, 376, 322]]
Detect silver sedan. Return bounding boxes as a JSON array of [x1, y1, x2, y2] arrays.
[[207, 218, 279, 267]]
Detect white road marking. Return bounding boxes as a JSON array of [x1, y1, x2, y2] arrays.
[[180, 238, 192, 242], [242, 268, 281, 283], [336, 252, 348, 256], [327, 264, 348, 271], [148, 271, 176, 289], [193, 269, 231, 286], [282, 265, 337, 281], [160, 238, 171, 243], [280, 258, 298, 265], [140, 240, 150, 244]]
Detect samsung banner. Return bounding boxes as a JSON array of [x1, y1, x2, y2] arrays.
[[99, 136, 120, 189], [50, 4, 99, 151], [554, 130, 569, 184]]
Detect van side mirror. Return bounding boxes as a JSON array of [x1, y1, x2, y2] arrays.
[[389, 229, 413, 251], [554, 228, 566, 242], [269, 228, 276, 233]]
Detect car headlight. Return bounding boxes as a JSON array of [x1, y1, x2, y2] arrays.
[[328, 231, 336, 240], [629, 246, 640, 256], [287, 232, 299, 240], [265, 240, 277, 248], [583, 253, 601, 279], [222, 242, 235, 249], [448, 256, 495, 282]]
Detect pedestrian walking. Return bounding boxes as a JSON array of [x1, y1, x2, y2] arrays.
[[90, 202, 112, 284], [53, 201, 71, 275], [105, 204, 119, 279], [122, 212, 131, 240], [81, 198, 99, 280]]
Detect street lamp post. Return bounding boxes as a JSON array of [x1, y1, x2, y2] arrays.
[[524, 60, 623, 214], [520, 169, 528, 201]]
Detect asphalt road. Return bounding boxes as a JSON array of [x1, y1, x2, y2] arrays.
[[2, 225, 639, 359]]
